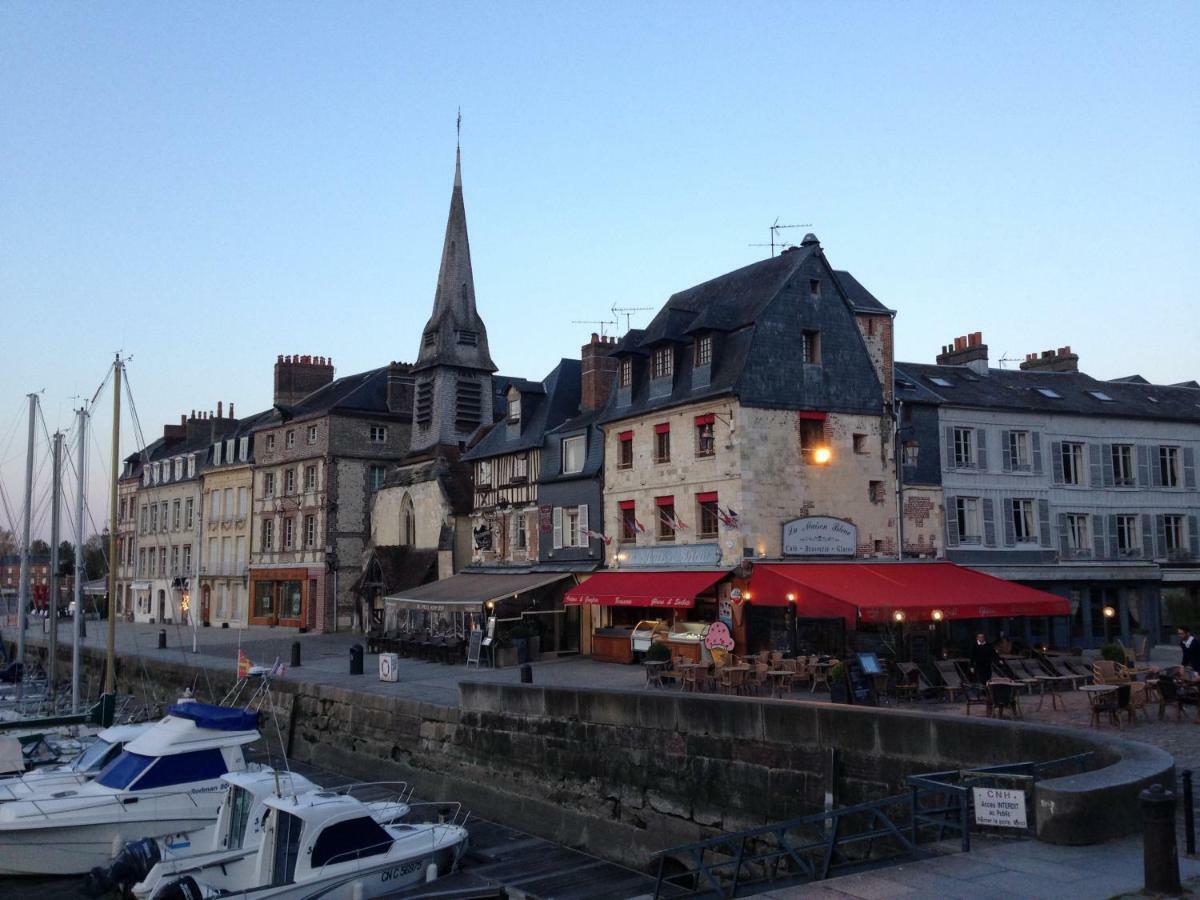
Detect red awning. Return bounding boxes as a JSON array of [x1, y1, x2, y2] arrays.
[[564, 570, 727, 609], [749, 562, 1069, 625]]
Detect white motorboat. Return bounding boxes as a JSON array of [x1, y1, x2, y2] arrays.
[[0, 701, 260, 876], [146, 789, 468, 899], [0, 722, 151, 802]]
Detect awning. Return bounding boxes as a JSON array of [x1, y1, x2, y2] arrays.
[[564, 570, 727, 609], [750, 562, 1069, 625], [384, 572, 573, 613]]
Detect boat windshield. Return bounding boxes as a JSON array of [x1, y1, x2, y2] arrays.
[[227, 785, 253, 849], [96, 748, 228, 791], [96, 752, 154, 789], [69, 738, 117, 774]]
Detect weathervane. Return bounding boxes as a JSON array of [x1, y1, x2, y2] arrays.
[[456, 107, 462, 150]]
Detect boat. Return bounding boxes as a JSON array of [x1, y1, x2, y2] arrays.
[[0, 701, 260, 875], [144, 789, 468, 899], [0, 721, 151, 801], [93, 773, 414, 898]]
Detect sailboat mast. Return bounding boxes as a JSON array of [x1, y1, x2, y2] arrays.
[[16, 392, 37, 674], [48, 430, 63, 700], [72, 406, 87, 713], [104, 356, 120, 698]]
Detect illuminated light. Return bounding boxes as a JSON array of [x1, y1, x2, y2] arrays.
[[485, 600, 496, 610], [181, 592, 190, 613], [1103, 605, 1116, 619], [931, 609, 944, 622], [813, 446, 832, 465], [892, 610, 906, 623], [743, 591, 752, 602], [786, 593, 796, 604]]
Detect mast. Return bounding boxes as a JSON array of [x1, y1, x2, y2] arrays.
[[72, 406, 87, 713], [48, 430, 63, 702], [16, 392, 37, 676], [104, 356, 120, 704]]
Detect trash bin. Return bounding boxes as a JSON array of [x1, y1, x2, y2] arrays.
[[290, 641, 302, 668], [520, 664, 533, 684], [158, 629, 167, 649], [349, 644, 364, 675]]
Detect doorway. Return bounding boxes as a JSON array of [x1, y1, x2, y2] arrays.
[[201, 585, 211, 626]]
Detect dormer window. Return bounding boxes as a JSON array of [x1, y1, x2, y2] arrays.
[[239, 437, 249, 461], [174, 458, 183, 480], [809, 279, 821, 301], [694, 335, 712, 368], [213, 442, 223, 466], [619, 357, 633, 387], [508, 390, 521, 424], [456, 329, 478, 346], [187, 454, 196, 478], [652, 346, 673, 380]]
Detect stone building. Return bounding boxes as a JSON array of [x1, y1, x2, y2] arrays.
[[896, 334, 1200, 648], [248, 355, 414, 632], [114, 461, 140, 620]]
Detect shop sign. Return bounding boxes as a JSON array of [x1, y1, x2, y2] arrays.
[[782, 517, 857, 557], [972, 787, 1027, 828], [622, 544, 722, 568]]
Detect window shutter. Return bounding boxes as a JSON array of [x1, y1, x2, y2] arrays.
[[1050, 441, 1064, 484], [1141, 513, 1155, 559], [1000, 432, 1012, 473], [1038, 500, 1052, 548], [1151, 448, 1163, 487], [1056, 513, 1068, 556], [945, 495, 959, 546], [944, 426, 956, 470], [981, 498, 996, 546], [1156, 514, 1168, 559], [1189, 515, 1200, 560], [1137, 445, 1151, 487], [975, 429, 988, 470], [1101, 444, 1114, 487], [1108, 514, 1119, 558], [1092, 515, 1106, 559], [552, 507, 563, 550], [577, 505, 589, 548], [1184, 447, 1197, 490], [1031, 432, 1043, 474], [1086, 443, 1102, 488], [1002, 499, 1015, 547]]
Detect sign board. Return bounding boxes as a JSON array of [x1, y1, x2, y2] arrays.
[[782, 517, 857, 557], [466, 629, 484, 668], [972, 787, 1027, 829], [622, 543, 722, 568], [482, 616, 497, 647], [379, 653, 399, 683]]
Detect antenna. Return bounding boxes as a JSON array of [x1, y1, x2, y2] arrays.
[[998, 353, 1021, 370], [749, 218, 813, 257], [610, 303, 653, 331], [571, 318, 617, 338]]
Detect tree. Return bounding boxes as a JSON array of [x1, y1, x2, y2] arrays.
[[83, 533, 107, 582], [30, 539, 51, 556], [0, 529, 15, 557], [57, 541, 75, 575]]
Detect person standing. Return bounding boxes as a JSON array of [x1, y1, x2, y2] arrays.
[[970, 633, 997, 684], [1180, 627, 1200, 671]]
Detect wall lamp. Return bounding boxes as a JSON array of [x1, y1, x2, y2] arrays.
[[813, 446, 832, 465], [892, 610, 906, 623]]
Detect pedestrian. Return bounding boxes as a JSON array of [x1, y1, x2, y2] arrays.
[[1179, 627, 1200, 671], [969, 633, 997, 684]]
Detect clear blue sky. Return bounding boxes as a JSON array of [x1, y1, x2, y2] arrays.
[[2, 1, 1197, 540]]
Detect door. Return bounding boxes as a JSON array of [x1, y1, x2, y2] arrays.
[[201, 585, 211, 626], [157, 589, 166, 623]]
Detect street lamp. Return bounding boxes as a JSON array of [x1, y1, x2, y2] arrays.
[[1103, 605, 1116, 643]]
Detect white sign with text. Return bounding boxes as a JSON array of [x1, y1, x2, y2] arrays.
[[972, 787, 1027, 828], [781, 517, 858, 557]]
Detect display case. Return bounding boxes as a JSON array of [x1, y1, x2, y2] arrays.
[[665, 621, 710, 664], [631, 619, 668, 654], [591, 626, 635, 664]]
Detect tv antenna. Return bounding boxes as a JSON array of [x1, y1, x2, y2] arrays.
[[749, 218, 813, 257], [610, 303, 652, 331], [571, 317, 618, 338], [998, 353, 1020, 370]]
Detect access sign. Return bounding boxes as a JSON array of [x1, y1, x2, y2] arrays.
[[972, 787, 1027, 828]]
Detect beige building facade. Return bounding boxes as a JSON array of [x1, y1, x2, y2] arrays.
[[199, 435, 255, 628]]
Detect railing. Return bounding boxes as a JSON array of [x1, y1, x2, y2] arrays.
[[14, 782, 214, 822]]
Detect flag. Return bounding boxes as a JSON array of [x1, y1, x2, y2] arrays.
[[269, 657, 287, 678], [237, 649, 251, 678], [673, 514, 689, 531], [635, 519, 647, 534], [582, 528, 612, 546], [718, 505, 742, 528]]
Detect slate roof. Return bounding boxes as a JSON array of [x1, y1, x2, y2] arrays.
[[540, 407, 605, 483], [385, 444, 474, 515], [463, 359, 583, 461], [895, 362, 1200, 422], [351, 545, 439, 596], [252, 366, 409, 431], [833, 270, 892, 314], [599, 239, 886, 422]]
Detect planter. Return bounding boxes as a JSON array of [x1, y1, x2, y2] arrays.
[[513, 638, 529, 665], [495, 646, 519, 668], [527, 635, 541, 661], [829, 682, 849, 704]]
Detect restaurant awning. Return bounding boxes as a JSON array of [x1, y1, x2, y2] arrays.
[[750, 562, 1069, 625], [384, 572, 573, 613], [563, 570, 727, 609]]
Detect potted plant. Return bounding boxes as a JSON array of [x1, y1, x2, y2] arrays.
[[828, 662, 849, 703], [645, 641, 672, 663], [508, 621, 531, 664], [1100, 643, 1126, 664], [493, 636, 518, 668]]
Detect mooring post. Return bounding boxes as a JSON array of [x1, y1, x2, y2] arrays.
[[1184, 770, 1195, 856], [1140, 784, 1181, 894]]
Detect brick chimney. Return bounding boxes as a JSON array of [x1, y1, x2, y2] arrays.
[[386, 361, 414, 416], [581, 333, 619, 412], [935, 332, 989, 376], [1019, 346, 1079, 373], [274, 354, 335, 406], [162, 417, 186, 442]]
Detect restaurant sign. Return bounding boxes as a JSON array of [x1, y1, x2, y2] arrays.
[[782, 517, 857, 557], [622, 543, 722, 568], [972, 787, 1027, 829]]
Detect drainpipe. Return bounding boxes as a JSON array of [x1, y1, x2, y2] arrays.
[[894, 399, 905, 561]]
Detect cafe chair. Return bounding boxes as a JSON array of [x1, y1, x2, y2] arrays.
[[1157, 677, 1200, 721], [986, 681, 1021, 719], [1088, 683, 1129, 729]]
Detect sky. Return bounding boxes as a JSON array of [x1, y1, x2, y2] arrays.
[[1, 1, 1197, 541]]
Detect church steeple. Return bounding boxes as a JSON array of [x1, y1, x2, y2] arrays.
[[409, 127, 497, 453]]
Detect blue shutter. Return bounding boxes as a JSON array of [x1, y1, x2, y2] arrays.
[[945, 495, 959, 546], [982, 498, 996, 546], [1051, 441, 1064, 484], [1031, 432, 1043, 474], [1092, 515, 1105, 559], [1000, 431, 1012, 472], [976, 429, 988, 470], [1108, 514, 1119, 558], [1002, 499, 1015, 546], [1137, 445, 1151, 487], [1156, 514, 1168, 558], [1101, 444, 1114, 487], [1142, 513, 1155, 559], [1088, 443, 1103, 488], [1190, 515, 1200, 560], [1057, 513, 1069, 557], [1184, 447, 1196, 490], [1038, 500, 1053, 548], [944, 426, 957, 470]]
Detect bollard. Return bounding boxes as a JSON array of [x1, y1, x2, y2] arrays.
[[290, 641, 302, 669], [1186, 770, 1196, 856], [157, 629, 167, 650], [349, 644, 364, 675], [520, 664, 533, 684], [1140, 784, 1181, 894]]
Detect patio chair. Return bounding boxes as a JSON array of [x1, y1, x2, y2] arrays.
[[987, 681, 1021, 719], [1044, 656, 1090, 688], [1092, 660, 1132, 685], [718, 665, 747, 696], [747, 663, 770, 696], [1127, 681, 1152, 723], [897, 662, 937, 700], [935, 660, 969, 702], [1158, 677, 1200, 721], [1089, 683, 1130, 729], [657, 657, 684, 689]]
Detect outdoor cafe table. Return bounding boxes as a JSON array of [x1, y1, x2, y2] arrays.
[[1034, 675, 1071, 711], [767, 669, 794, 699], [678, 661, 709, 692], [643, 659, 670, 689], [1080, 684, 1117, 695]]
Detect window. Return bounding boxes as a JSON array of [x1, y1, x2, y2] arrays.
[[617, 431, 633, 469], [652, 346, 673, 380], [261, 519, 274, 551], [187, 454, 196, 478], [1065, 513, 1089, 553], [697, 493, 719, 539], [307, 425, 318, 445], [455, 379, 483, 431], [160, 502, 169, 531], [1116, 515, 1139, 555], [223, 488, 233, 520], [172, 500, 181, 530], [303, 515, 316, 549], [283, 518, 295, 550], [953, 428, 974, 467], [310, 816, 392, 869], [799, 417, 825, 461], [148, 547, 156, 576], [801, 330, 821, 365], [170, 546, 178, 574], [264, 472, 275, 497], [1037, 388, 1062, 399], [619, 501, 637, 543], [1012, 499, 1036, 542], [150, 504, 158, 532], [808, 278, 821, 301], [141, 505, 148, 533], [1112, 444, 1135, 486], [138, 548, 146, 577], [656, 497, 676, 541], [237, 487, 247, 518], [213, 442, 223, 466], [1087, 391, 1114, 402], [159, 547, 167, 573], [225, 439, 235, 463], [265, 434, 276, 452], [694, 335, 712, 367], [174, 458, 183, 480], [562, 435, 586, 474], [369, 425, 388, 443], [853, 433, 867, 454], [619, 357, 632, 387], [239, 437, 249, 461], [902, 442, 919, 466], [512, 454, 528, 481], [182, 545, 192, 574], [1165, 515, 1185, 554], [402, 495, 416, 546], [423, 330, 436, 347], [1160, 446, 1180, 487], [96, 751, 154, 790], [1061, 442, 1085, 485], [477, 460, 492, 487], [514, 512, 528, 550], [285, 430, 295, 449], [1008, 431, 1031, 469], [284, 468, 296, 494], [132, 748, 228, 791], [508, 396, 521, 424], [369, 465, 386, 492], [955, 497, 981, 543], [304, 464, 317, 491], [695, 415, 715, 457], [653, 424, 671, 463], [869, 480, 885, 504], [558, 505, 586, 548]]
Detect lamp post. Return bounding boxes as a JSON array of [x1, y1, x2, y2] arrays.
[[1103, 605, 1116, 644], [786, 592, 797, 656]]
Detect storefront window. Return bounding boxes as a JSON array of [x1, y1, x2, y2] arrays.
[[254, 581, 274, 618], [284, 581, 303, 619]]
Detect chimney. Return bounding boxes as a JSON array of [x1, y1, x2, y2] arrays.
[[229, 402, 235, 418], [1019, 345, 1079, 373], [581, 333, 620, 413], [217, 401, 223, 418], [386, 361, 414, 416], [162, 420, 186, 441], [934, 331, 989, 376], [274, 353, 335, 406]]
